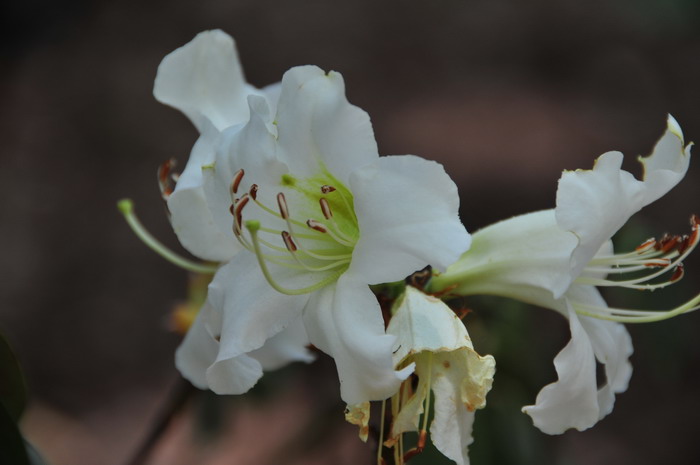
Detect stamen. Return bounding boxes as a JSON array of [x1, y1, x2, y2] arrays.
[[231, 169, 245, 194], [307, 219, 328, 233], [320, 197, 333, 219], [321, 185, 336, 194], [377, 399, 387, 465], [678, 235, 691, 255], [636, 238, 656, 253], [574, 292, 700, 323], [117, 199, 218, 274], [233, 194, 250, 235], [670, 263, 684, 282], [277, 192, 290, 219], [579, 216, 699, 290], [657, 234, 680, 253], [158, 158, 177, 200], [245, 220, 345, 296], [281, 231, 297, 252], [249, 184, 258, 200]]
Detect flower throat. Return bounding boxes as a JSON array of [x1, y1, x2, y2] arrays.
[[230, 168, 360, 295]]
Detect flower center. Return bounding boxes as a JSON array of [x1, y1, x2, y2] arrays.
[[229, 168, 359, 295]]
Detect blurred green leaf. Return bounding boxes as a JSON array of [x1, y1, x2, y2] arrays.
[[0, 403, 30, 465], [0, 330, 27, 421]]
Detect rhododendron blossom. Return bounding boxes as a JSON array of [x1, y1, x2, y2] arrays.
[[431, 116, 698, 434]]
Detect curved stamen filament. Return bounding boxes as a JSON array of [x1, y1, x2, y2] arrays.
[[574, 292, 700, 323], [245, 220, 344, 295], [118, 199, 218, 274]]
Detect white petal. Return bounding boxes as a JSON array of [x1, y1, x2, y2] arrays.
[[522, 305, 599, 434], [168, 186, 239, 262], [174, 301, 218, 389], [430, 376, 477, 465], [349, 155, 471, 284], [568, 286, 633, 420], [437, 210, 577, 300], [556, 115, 691, 279], [247, 317, 316, 371], [389, 286, 476, 364], [274, 66, 379, 183], [175, 296, 265, 394], [198, 97, 283, 253], [205, 254, 311, 394], [387, 286, 495, 461], [166, 117, 239, 261], [303, 274, 412, 404], [390, 368, 430, 437], [154, 30, 251, 132]]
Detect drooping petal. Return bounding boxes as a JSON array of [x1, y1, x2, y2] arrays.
[[522, 305, 599, 434], [153, 29, 251, 132], [204, 254, 311, 394], [274, 66, 379, 184], [175, 297, 267, 394], [556, 115, 691, 279], [430, 372, 477, 465], [345, 402, 371, 442], [387, 287, 495, 464], [349, 155, 471, 284], [432, 210, 577, 300], [389, 370, 430, 439], [303, 274, 412, 404], [174, 301, 219, 389], [568, 285, 633, 420]]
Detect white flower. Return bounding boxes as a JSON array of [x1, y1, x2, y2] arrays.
[[385, 286, 495, 465], [157, 32, 472, 404], [430, 116, 698, 434]]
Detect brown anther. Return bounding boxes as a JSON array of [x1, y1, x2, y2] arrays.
[[249, 184, 258, 200], [319, 197, 333, 219], [455, 306, 473, 320], [678, 235, 691, 255], [660, 235, 680, 254], [645, 258, 671, 268], [277, 193, 290, 219], [158, 158, 177, 199], [689, 220, 699, 246], [306, 219, 328, 233], [636, 238, 657, 253], [234, 194, 250, 233], [403, 430, 427, 461], [655, 234, 671, 251], [231, 169, 245, 194], [671, 263, 685, 282], [321, 185, 336, 194], [281, 231, 297, 252]]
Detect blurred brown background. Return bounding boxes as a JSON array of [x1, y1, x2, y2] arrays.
[[1, 0, 699, 464]]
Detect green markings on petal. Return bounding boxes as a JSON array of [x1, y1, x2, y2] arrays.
[[279, 165, 360, 243], [281, 173, 296, 186]]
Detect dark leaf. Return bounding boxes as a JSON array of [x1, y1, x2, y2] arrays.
[[0, 330, 27, 422]]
